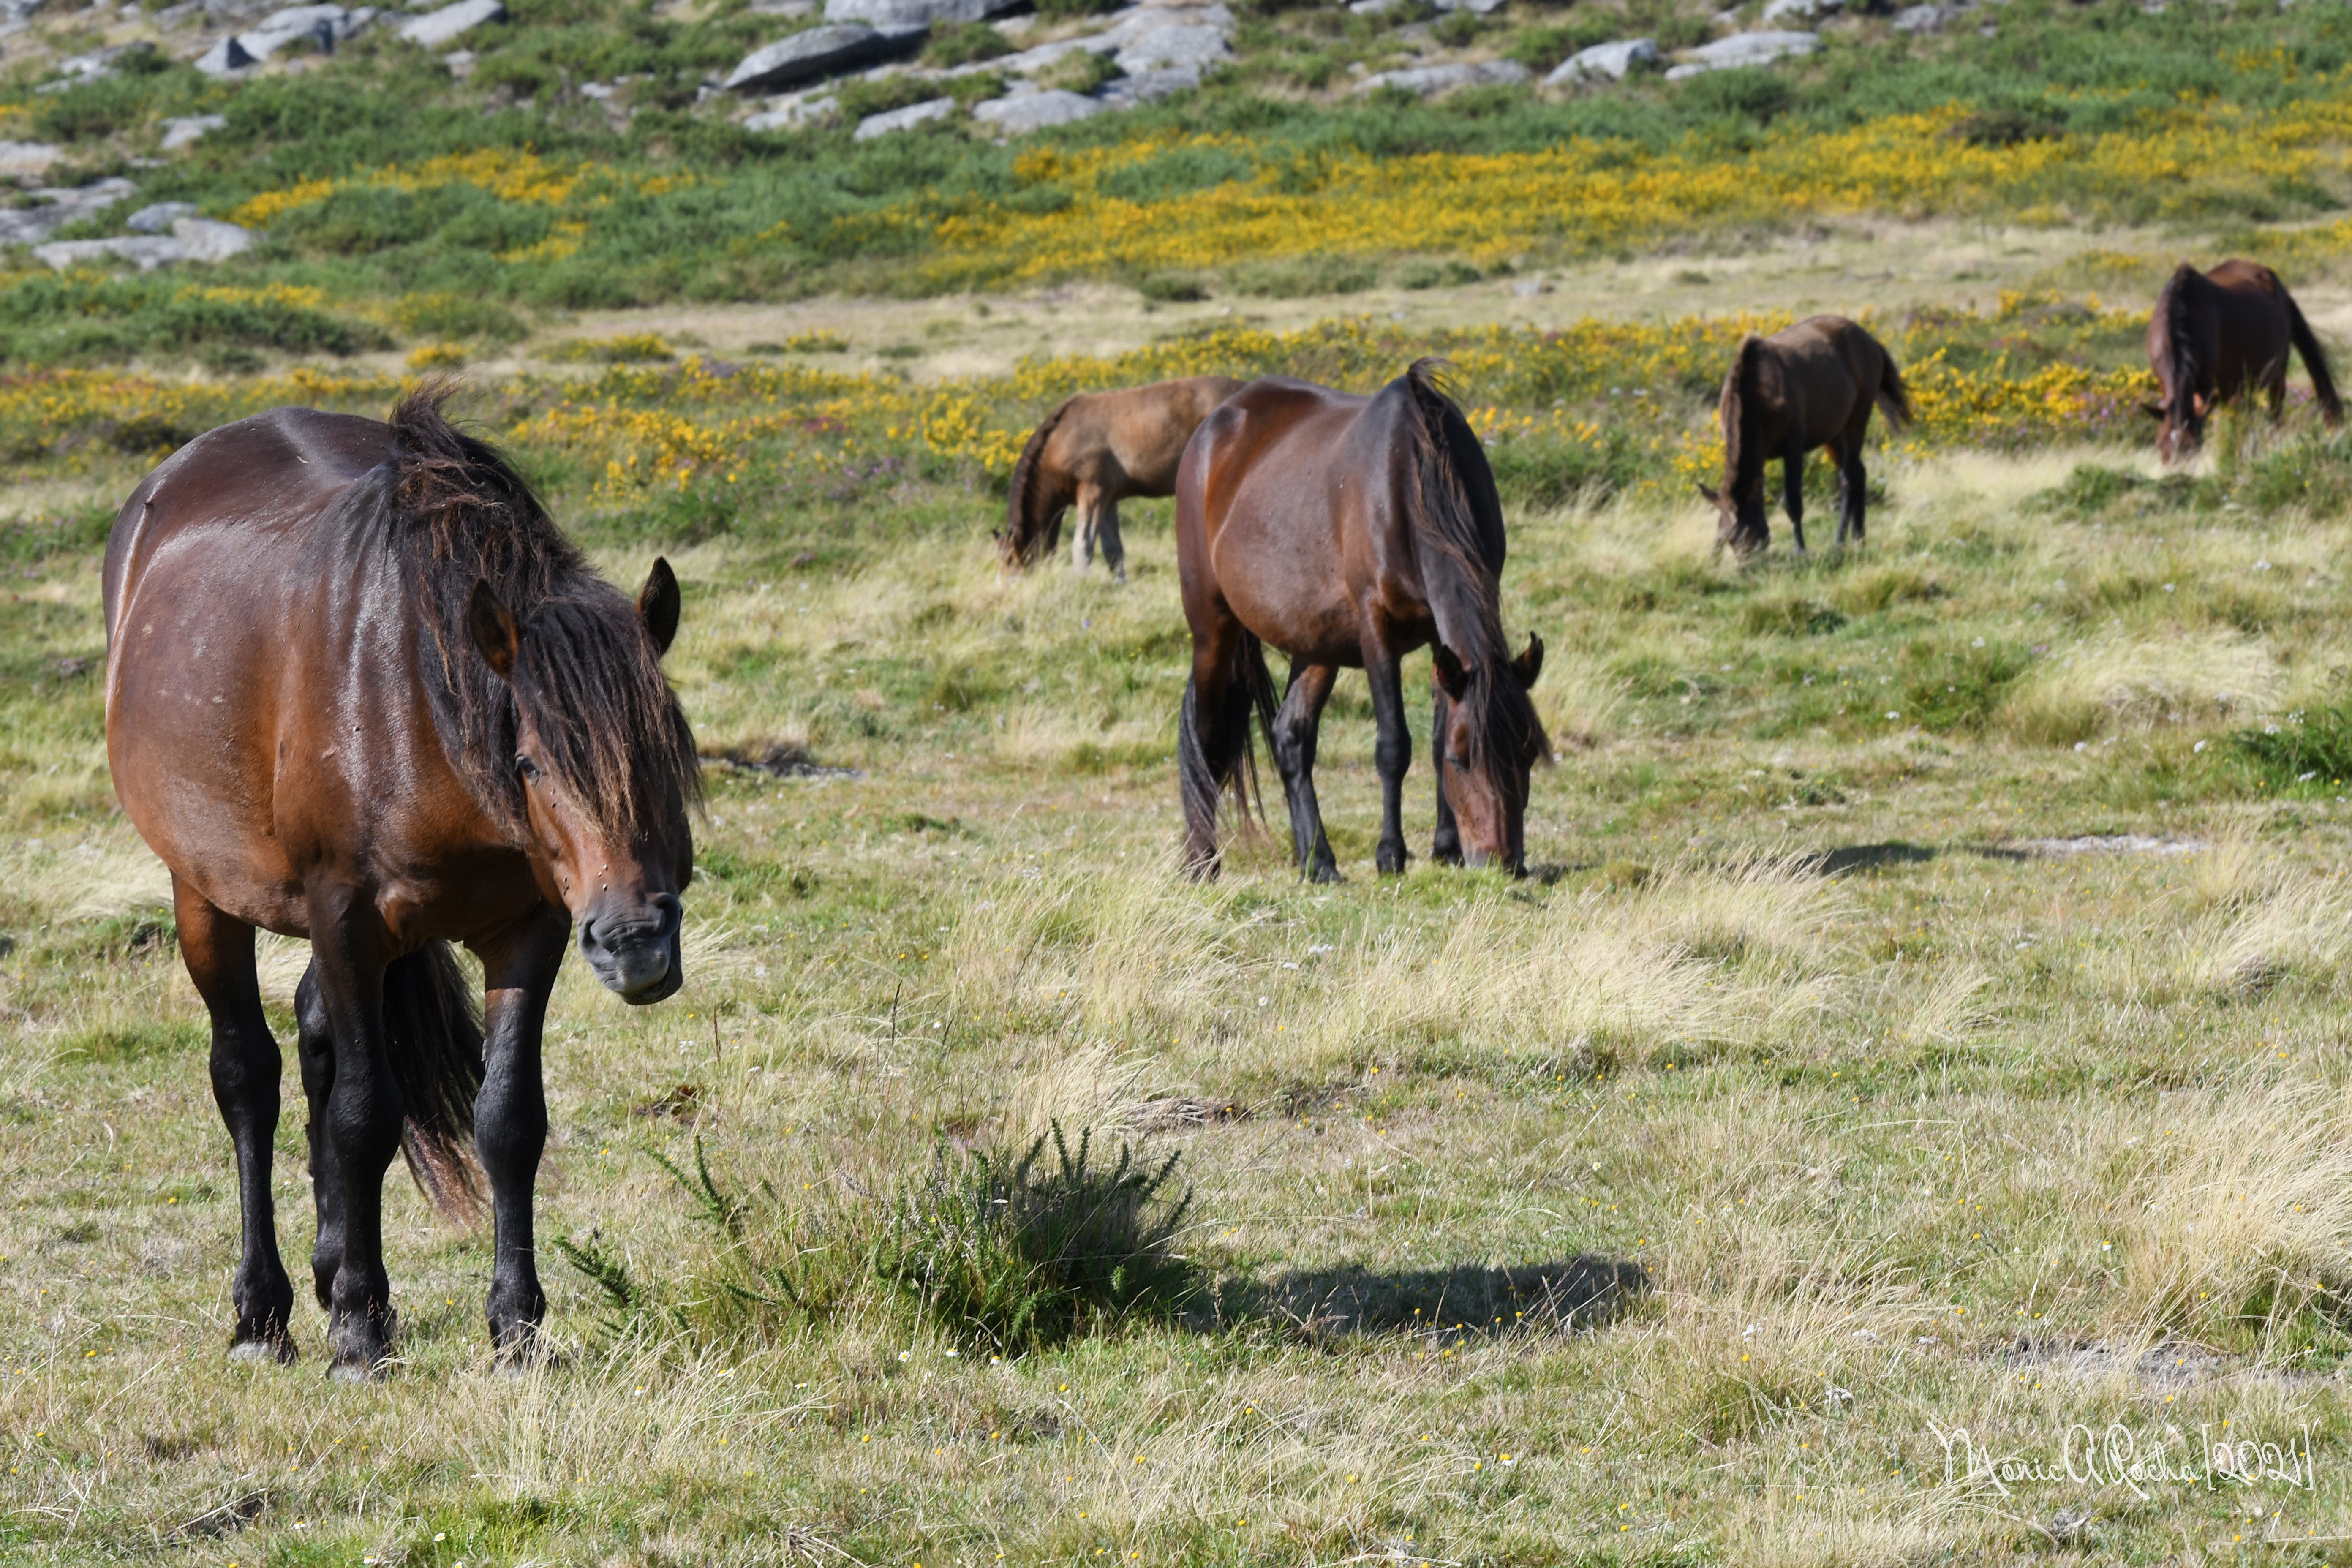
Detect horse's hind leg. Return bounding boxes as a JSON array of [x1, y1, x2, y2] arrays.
[[1365, 642, 1413, 876], [303, 886, 404, 1378], [1070, 483, 1103, 574], [1781, 439, 1809, 554], [1097, 496, 1128, 584], [1178, 611, 1241, 879], [469, 906, 569, 1361], [174, 876, 297, 1363], [294, 961, 341, 1314], [1271, 660, 1340, 882]]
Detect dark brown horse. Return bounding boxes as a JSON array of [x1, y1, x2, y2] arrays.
[[1700, 316, 1909, 555], [103, 390, 699, 1378], [1000, 375, 1243, 580], [1174, 361, 1547, 882], [2147, 259, 2342, 463]]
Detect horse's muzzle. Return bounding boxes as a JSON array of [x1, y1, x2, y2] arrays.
[[580, 896, 683, 1004]]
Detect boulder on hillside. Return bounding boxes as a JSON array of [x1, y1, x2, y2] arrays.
[[1662, 28, 1816, 77], [852, 95, 955, 138], [33, 216, 255, 272], [0, 177, 133, 245], [1112, 19, 1229, 73], [196, 4, 377, 75], [1544, 36, 1655, 83], [1095, 63, 1199, 104], [723, 22, 923, 92], [825, 0, 1013, 24], [970, 87, 1103, 133], [160, 113, 227, 150], [397, 0, 504, 48], [1356, 58, 1530, 95], [1760, 0, 1840, 21], [126, 201, 198, 232]]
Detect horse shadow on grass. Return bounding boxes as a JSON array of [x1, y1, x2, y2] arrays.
[[1198, 1255, 1648, 1345]]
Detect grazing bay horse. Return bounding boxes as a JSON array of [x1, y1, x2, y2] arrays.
[[103, 390, 700, 1378], [2147, 259, 2342, 463], [1701, 316, 1909, 555], [1175, 361, 1548, 882], [1000, 375, 1243, 580]]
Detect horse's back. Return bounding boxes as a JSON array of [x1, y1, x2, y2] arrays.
[[1765, 316, 1884, 436], [1071, 375, 1248, 493]]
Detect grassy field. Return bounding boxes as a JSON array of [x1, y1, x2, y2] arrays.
[[8, 246, 2352, 1565]]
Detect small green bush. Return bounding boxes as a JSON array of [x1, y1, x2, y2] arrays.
[[924, 22, 1013, 67], [2235, 702, 2352, 793], [870, 1124, 1197, 1351]]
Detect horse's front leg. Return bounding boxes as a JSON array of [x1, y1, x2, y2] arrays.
[[1270, 660, 1340, 882], [469, 905, 569, 1361], [1782, 441, 1808, 554], [305, 885, 403, 1379], [1431, 684, 1462, 866], [1364, 642, 1412, 876], [294, 961, 343, 1318], [175, 877, 297, 1363]]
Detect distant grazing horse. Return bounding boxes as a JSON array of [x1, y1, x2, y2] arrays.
[[1700, 316, 1910, 555], [103, 390, 700, 1378], [1175, 361, 1548, 882], [1000, 375, 1244, 580], [2146, 259, 2342, 463]]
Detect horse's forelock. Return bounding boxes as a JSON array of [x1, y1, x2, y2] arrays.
[[510, 594, 702, 844]]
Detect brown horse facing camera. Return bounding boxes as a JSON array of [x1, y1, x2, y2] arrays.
[[103, 390, 700, 1378], [1700, 316, 1910, 555], [2147, 260, 2343, 463], [999, 374, 1244, 580], [1175, 361, 1549, 882]]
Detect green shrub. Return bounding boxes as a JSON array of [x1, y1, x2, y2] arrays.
[[870, 1124, 1197, 1351], [923, 22, 1013, 67], [2235, 702, 2352, 793]]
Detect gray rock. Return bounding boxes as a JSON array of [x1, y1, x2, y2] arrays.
[[853, 94, 954, 137], [0, 177, 133, 245], [1112, 20, 1228, 73], [1759, 0, 1838, 20], [1094, 63, 1198, 103], [1356, 58, 1530, 95], [724, 24, 923, 92], [1891, 1, 1952, 29], [1662, 28, 1816, 77], [1430, 0, 1505, 12], [395, 0, 501, 47], [971, 87, 1103, 133], [50, 41, 155, 83], [196, 3, 377, 74], [33, 216, 252, 271], [1348, 0, 1410, 12], [826, 0, 1010, 23], [747, 0, 811, 11], [744, 90, 838, 128], [160, 112, 228, 150], [0, 139, 62, 174], [126, 200, 198, 232], [1544, 36, 1655, 83]]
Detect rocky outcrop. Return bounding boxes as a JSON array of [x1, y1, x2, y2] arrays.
[[1356, 58, 1530, 95], [196, 4, 377, 75], [396, 0, 504, 49], [1544, 37, 1656, 83], [1662, 29, 1816, 78], [724, 23, 923, 92]]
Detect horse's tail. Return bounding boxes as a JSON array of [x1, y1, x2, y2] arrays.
[[383, 942, 486, 1224], [1873, 348, 1913, 430], [1177, 630, 1277, 872], [2283, 285, 2344, 427], [999, 398, 1076, 569], [2161, 261, 2204, 408]]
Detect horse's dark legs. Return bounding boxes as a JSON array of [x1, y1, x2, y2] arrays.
[[1270, 660, 1340, 882], [1364, 645, 1412, 876], [1781, 441, 1808, 554], [1179, 610, 1241, 879], [174, 876, 296, 1363], [1838, 448, 1868, 546], [1431, 685, 1462, 866], [294, 961, 343, 1314], [1097, 496, 1127, 584], [468, 907, 569, 1360], [304, 887, 403, 1379]]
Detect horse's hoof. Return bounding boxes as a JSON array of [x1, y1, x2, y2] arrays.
[[1306, 863, 1344, 885], [229, 1335, 297, 1366], [1375, 847, 1407, 876]]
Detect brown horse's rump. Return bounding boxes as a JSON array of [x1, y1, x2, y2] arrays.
[[1001, 374, 1243, 578]]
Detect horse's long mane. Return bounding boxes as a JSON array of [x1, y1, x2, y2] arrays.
[[2160, 261, 2205, 412], [1001, 395, 1077, 566], [1723, 334, 1770, 497], [376, 385, 701, 843], [1395, 359, 1550, 771]]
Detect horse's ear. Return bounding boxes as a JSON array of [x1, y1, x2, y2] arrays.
[[1696, 482, 1722, 507], [638, 557, 681, 657], [467, 579, 519, 681], [1432, 642, 1470, 701], [1512, 632, 1544, 690]]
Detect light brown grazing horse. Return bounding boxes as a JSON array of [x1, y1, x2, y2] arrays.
[[103, 390, 699, 1378], [1000, 374, 1243, 580], [1700, 316, 1909, 555], [1175, 361, 1548, 882], [2147, 259, 2342, 463]]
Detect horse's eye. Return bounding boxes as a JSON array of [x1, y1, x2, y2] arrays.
[[517, 755, 540, 781]]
